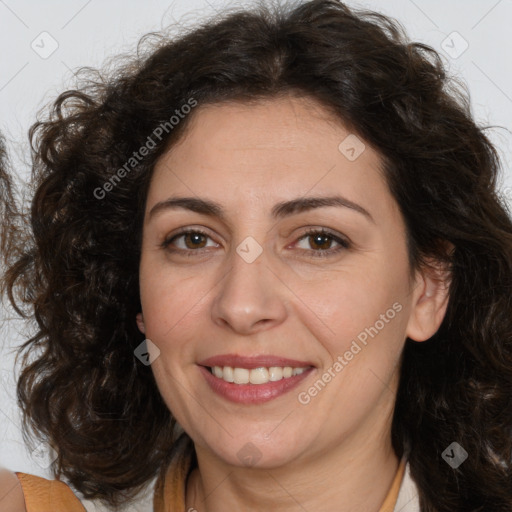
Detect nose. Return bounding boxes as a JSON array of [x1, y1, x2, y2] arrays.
[[210, 246, 288, 335]]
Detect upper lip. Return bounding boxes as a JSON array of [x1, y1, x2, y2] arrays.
[[198, 354, 314, 369]]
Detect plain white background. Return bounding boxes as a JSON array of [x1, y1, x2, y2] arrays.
[[0, 0, 511, 482]]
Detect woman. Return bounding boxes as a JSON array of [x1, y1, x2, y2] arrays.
[[1, 0, 511, 510]]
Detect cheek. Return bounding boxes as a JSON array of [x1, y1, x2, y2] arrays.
[[300, 265, 407, 347], [298, 273, 407, 411], [138, 259, 209, 346]]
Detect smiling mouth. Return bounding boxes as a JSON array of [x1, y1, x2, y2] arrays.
[[207, 365, 312, 384]]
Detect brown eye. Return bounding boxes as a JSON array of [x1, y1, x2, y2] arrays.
[[161, 229, 218, 254], [308, 233, 333, 250], [182, 232, 207, 249], [295, 228, 350, 258]]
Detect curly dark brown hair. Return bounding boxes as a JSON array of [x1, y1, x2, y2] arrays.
[[0, 137, 19, 272], [0, 137, 12, 264], [2, 0, 512, 509]]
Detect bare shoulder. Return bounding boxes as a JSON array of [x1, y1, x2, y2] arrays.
[[0, 469, 27, 512]]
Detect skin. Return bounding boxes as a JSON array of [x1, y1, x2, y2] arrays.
[[136, 94, 450, 512], [0, 469, 26, 512]]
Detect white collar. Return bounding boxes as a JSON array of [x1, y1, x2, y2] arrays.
[[394, 461, 421, 511]]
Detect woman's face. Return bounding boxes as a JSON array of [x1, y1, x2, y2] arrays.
[[138, 95, 443, 469]]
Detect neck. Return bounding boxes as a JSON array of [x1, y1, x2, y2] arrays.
[[185, 398, 400, 512]]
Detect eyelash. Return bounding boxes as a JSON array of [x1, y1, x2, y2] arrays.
[[161, 227, 351, 259]]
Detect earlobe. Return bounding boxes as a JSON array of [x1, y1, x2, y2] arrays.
[[406, 259, 451, 342], [136, 312, 146, 334]]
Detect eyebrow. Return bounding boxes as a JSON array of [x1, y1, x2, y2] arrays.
[[148, 195, 374, 223]]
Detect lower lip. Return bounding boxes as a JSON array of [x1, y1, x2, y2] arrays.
[[199, 365, 314, 404]]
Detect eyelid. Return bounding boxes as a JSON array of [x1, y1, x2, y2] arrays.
[[295, 226, 351, 245], [161, 225, 351, 258], [161, 226, 218, 248], [290, 227, 351, 258]]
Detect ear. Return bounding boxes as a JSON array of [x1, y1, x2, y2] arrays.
[[406, 256, 451, 342], [136, 312, 146, 334]]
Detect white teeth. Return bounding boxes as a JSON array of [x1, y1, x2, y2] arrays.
[[210, 365, 309, 385], [269, 366, 283, 381], [223, 366, 234, 382], [233, 368, 249, 384], [249, 367, 269, 384]]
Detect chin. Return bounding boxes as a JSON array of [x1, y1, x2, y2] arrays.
[[199, 426, 311, 469]]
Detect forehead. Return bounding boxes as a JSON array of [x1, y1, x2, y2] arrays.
[[147, 95, 395, 220]]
